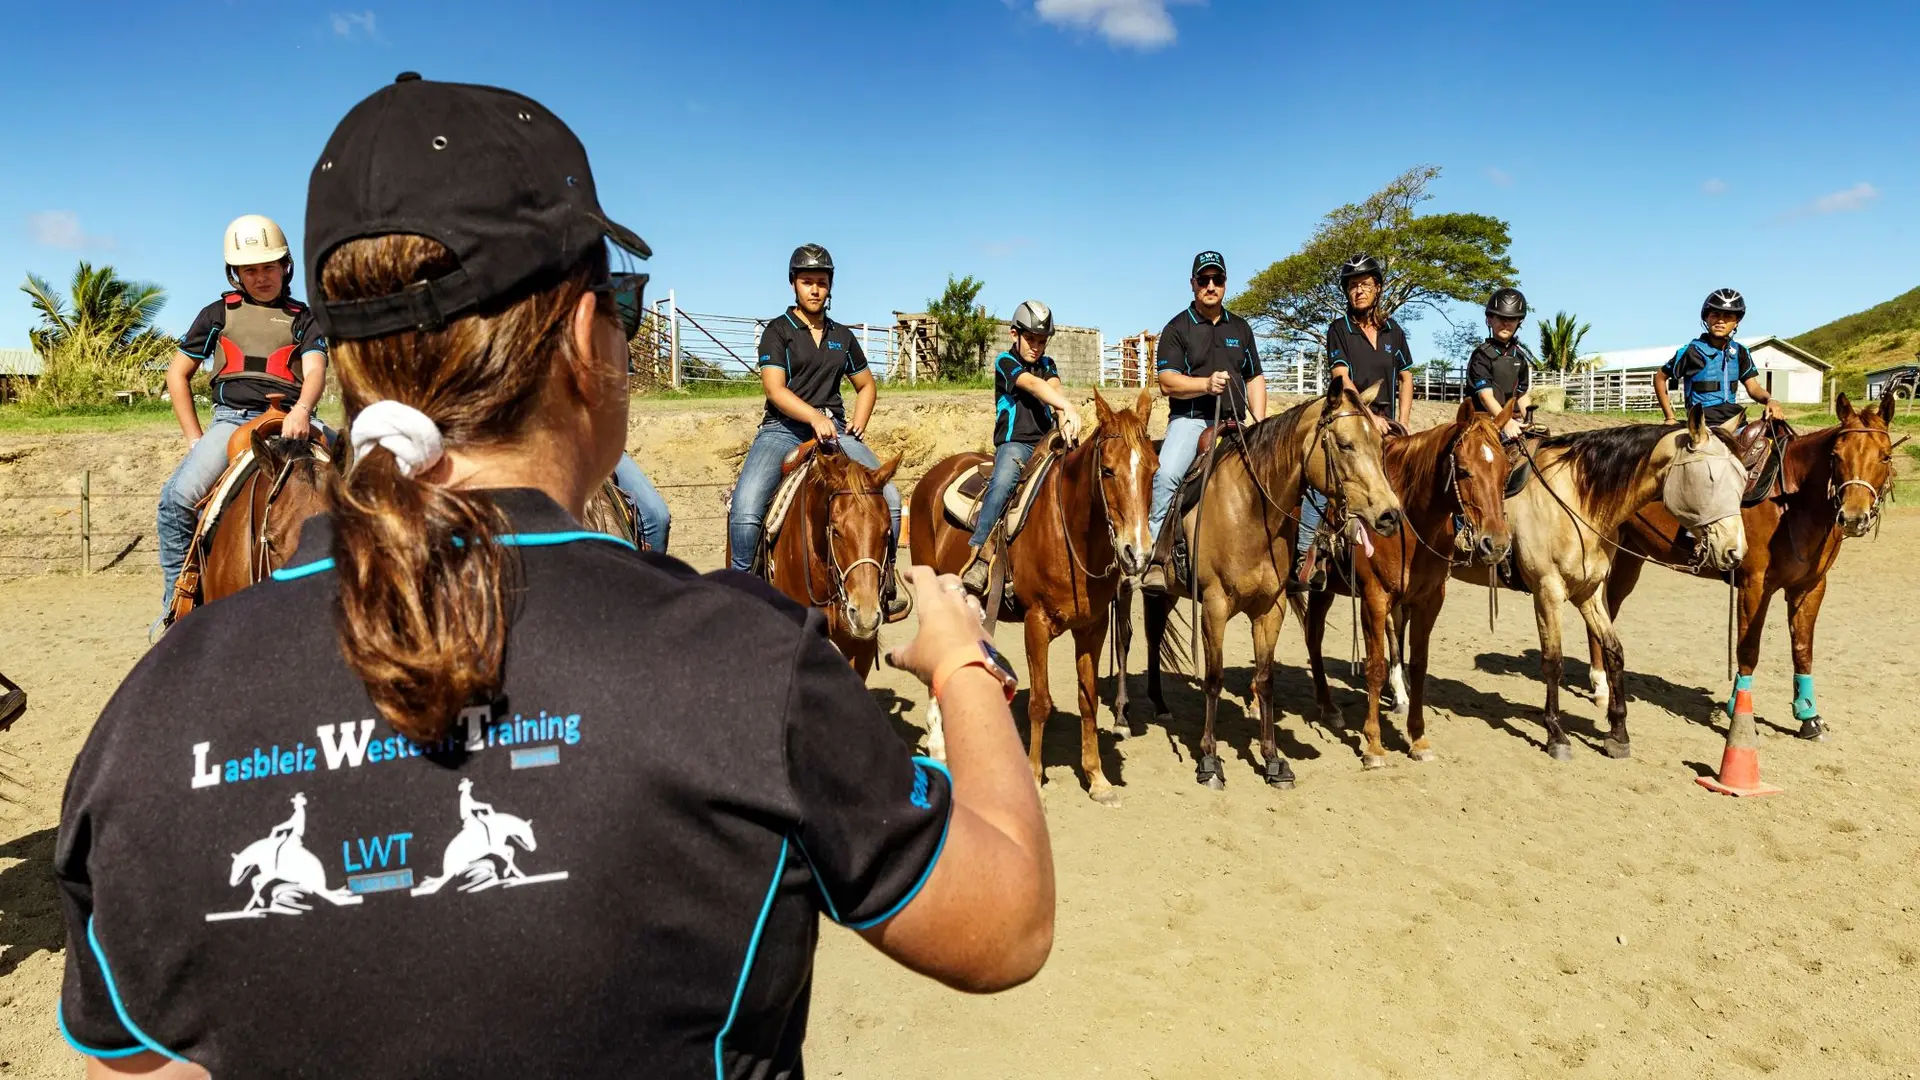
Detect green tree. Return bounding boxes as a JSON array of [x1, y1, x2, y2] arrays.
[[1534, 311, 1594, 373], [926, 274, 998, 380], [1234, 166, 1517, 354], [19, 262, 177, 405]]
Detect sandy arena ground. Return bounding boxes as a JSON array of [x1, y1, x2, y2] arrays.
[[2, 395, 1917, 1078]]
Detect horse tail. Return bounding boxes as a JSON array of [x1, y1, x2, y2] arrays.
[[1146, 593, 1190, 676]]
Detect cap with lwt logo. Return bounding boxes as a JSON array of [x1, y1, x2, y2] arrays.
[[304, 72, 650, 341], [1191, 251, 1226, 276]]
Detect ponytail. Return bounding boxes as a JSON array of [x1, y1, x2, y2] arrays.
[[319, 233, 602, 741]]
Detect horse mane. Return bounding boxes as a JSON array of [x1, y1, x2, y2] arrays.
[[1534, 423, 1676, 520], [813, 448, 881, 492], [254, 435, 322, 478], [1238, 395, 1323, 470], [1385, 419, 1458, 512], [1782, 423, 1840, 496]]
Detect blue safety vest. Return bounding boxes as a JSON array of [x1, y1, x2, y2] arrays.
[[1670, 338, 1747, 411]]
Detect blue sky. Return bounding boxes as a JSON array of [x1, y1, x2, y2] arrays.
[[2, 0, 1915, 363]]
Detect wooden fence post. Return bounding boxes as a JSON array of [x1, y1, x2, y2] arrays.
[[81, 469, 91, 576]]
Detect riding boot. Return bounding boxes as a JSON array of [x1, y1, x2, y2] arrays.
[[882, 564, 911, 621], [1140, 515, 1180, 593], [960, 544, 993, 598], [1286, 543, 1327, 596]]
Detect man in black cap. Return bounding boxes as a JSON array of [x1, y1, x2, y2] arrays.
[[1141, 250, 1265, 592]]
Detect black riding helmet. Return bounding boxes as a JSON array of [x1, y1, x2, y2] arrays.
[[788, 243, 834, 282], [1486, 287, 1527, 320], [1701, 288, 1746, 321], [1338, 253, 1384, 288]]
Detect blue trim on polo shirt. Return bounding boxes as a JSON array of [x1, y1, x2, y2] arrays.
[[715, 835, 789, 1079], [270, 530, 637, 582], [85, 918, 188, 1063], [847, 757, 953, 931], [57, 1001, 144, 1060]]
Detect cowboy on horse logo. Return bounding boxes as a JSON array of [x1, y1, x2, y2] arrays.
[[206, 792, 362, 921], [411, 778, 568, 896]]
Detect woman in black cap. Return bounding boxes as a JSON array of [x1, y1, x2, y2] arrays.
[[56, 74, 1052, 1079]]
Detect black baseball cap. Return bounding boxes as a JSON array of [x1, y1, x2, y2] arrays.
[[305, 73, 651, 340], [1192, 251, 1226, 276]]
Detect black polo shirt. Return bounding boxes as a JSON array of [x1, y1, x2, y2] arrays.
[[758, 310, 869, 426], [1325, 312, 1413, 416], [1465, 338, 1534, 411], [1156, 304, 1263, 421], [992, 349, 1059, 445], [55, 490, 951, 1078]]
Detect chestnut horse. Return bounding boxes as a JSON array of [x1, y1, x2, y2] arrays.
[[741, 445, 902, 680], [1596, 392, 1906, 739], [1302, 397, 1517, 768], [1451, 407, 1748, 760], [1141, 381, 1404, 790], [910, 389, 1156, 804], [193, 431, 336, 612]]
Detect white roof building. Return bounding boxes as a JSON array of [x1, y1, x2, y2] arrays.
[[1575, 335, 1829, 404]]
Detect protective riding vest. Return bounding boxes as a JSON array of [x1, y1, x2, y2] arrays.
[[211, 292, 308, 403], [1671, 338, 1748, 412]]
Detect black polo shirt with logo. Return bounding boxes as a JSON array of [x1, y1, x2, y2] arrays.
[[55, 489, 951, 1078], [758, 310, 869, 425], [178, 292, 327, 411], [1325, 312, 1413, 417], [1466, 338, 1534, 411], [1156, 304, 1263, 421], [992, 350, 1060, 445]]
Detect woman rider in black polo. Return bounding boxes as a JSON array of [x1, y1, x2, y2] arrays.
[[1292, 253, 1414, 593], [56, 74, 1052, 1079]]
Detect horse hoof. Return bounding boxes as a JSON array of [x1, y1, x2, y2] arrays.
[[1410, 748, 1436, 762], [1319, 708, 1344, 731], [1155, 710, 1173, 726], [1547, 741, 1573, 762], [1199, 773, 1226, 791], [1362, 754, 1389, 771], [1128, 718, 1149, 738], [1267, 774, 1295, 790], [1796, 718, 1828, 742], [1090, 787, 1122, 807], [1604, 739, 1631, 760]]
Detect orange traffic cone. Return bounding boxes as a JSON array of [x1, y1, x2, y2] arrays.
[[1696, 687, 1783, 797]]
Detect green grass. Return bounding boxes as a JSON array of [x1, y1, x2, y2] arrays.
[[0, 397, 347, 435]]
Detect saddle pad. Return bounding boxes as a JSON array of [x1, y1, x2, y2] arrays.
[[940, 447, 1057, 539], [762, 458, 815, 544], [191, 440, 335, 559]]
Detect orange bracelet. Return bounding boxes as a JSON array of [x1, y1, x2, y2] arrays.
[[931, 641, 1018, 703]]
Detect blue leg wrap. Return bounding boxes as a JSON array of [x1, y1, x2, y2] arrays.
[[1792, 673, 1818, 721], [1725, 673, 1754, 718]]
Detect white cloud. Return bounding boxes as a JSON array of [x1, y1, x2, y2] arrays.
[[1032, 0, 1202, 50], [27, 210, 111, 250], [331, 10, 377, 38], [1484, 166, 1513, 188], [1701, 178, 1728, 196], [1808, 182, 1878, 215]]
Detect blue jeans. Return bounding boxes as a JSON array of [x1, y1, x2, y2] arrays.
[[728, 416, 901, 572], [611, 454, 672, 551], [1296, 489, 1328, 555], [157, 405, 333, 609], [1148, 416, 1208, 541], [969, 440, 1035, 547]]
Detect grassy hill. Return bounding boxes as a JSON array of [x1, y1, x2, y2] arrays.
[[1791, 285, 1920, 396]]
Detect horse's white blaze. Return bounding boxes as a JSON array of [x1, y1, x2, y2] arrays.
[[1590, 667, 1610, 712], [925, 699, 948, 763], [1389, 664, 1410, 716], [1481, 444, 1496, 464]]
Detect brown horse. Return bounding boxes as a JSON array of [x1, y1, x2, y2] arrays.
[[194, 431, 337, 610], [909, 389, 1156, 804], [1452, 407, 1748, 760], [1303, 397, 1517, 768], [744, 445, 902, 680], [1596, 392, 1905, 739], [1141, 381, 1404, 790]]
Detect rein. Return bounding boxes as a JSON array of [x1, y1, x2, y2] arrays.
[[793, 467, 890, 628], [248, 452, 314, 584], [1052, 431, 1124, 588]]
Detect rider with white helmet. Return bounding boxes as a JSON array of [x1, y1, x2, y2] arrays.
[[157, 215, 332, 618], [959, 300, 1082, 597]]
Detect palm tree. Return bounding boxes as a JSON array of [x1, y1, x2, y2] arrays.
[[17, 262, 176, 404], [1535, 311, 1594, 373]]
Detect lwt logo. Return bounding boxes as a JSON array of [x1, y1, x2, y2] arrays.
[[342, 832, 415, 895]]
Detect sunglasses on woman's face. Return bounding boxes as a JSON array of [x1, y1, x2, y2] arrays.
[[599, 272, 650, 342]]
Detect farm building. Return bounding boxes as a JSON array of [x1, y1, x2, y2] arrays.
[[1577, 335, 1829, 405], [1866, 363, 1918, 399], [892, 312, 1103, 384], [0, 348, 42, 402]]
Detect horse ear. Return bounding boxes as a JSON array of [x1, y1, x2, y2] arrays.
[[251, 428, 273, 460], [1092, 389, 1115, 427], [1495, 395, 1518, 429], [1134, 386, 1153, 420], [1685, 403, 1708, 446], [1356, 380, 1382, 407], [873, 453, 902, 488], [1454, 396, 1476, 425], [1834, 392, 1854, 422], [1878, 389, 1897, 424]]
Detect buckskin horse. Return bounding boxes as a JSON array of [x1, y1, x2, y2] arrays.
[[909, 388, 1156, 804], [1452, 406, 1748, 760], [1301, 397, 1517, 768], [1596, 392, 1905, 739], [1141, 380, 1404, 790], [737, 443, 902, 680]]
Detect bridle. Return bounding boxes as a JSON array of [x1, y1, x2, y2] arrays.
[[1054, 430, 1132, 584], [795, 465, 891, 630], [1404, 419, 1505, 569], [1827, 425, 1909, 536], [247, 448, 322, 583]]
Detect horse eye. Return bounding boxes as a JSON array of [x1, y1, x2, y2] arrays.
[[1337, 439, 1354, 453], [1101, 465, 1116, 478]]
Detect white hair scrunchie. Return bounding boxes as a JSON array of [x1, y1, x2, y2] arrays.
[[351, 400, 445, 478]]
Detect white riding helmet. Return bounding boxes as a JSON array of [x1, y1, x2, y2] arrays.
[[224, 214, 291, 267]]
